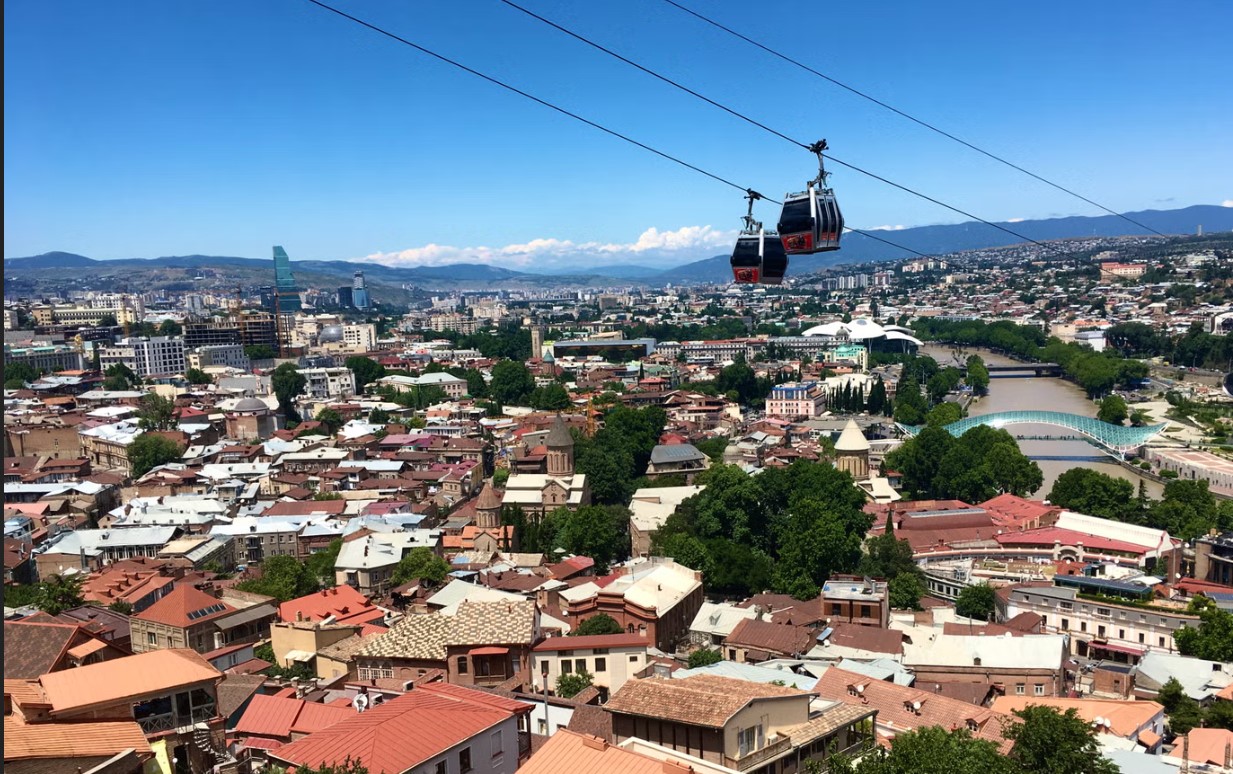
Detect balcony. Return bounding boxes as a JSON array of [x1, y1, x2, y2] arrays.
[[726, 735, 792, 771]]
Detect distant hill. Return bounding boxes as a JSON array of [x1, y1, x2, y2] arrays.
[[652, 204, 1233, 284], [7, 204, 1230, 289]]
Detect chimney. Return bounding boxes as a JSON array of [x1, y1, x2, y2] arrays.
[[296, 611, 304, 622]]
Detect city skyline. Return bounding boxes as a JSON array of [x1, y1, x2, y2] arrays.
[[5, 0, 1232, 269]]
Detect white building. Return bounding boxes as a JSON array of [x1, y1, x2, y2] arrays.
[[299, 367, 356, 400], [532, 633, 650, 698], [100, 336, 187, 376]]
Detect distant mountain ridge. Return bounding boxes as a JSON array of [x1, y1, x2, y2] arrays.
[[6, 204, 1230, 288]]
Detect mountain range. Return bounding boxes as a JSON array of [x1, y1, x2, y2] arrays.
[[5, 204, 1230, 291]]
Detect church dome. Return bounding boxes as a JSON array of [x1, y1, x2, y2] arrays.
[[232, 397, 269, 414]]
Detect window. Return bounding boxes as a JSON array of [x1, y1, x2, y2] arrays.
[[459, 747, 472, 773], [575, 659, 586, 673], [728, 649, 737, 660], [490, 730, 502, 759], [860, 605, 872, 619], [594, 658, 607, 672], [1119, 629, 1125, 639], [1015, 684, 1025, 695], [1139, 633, 1145, 644], [435, 762, 447, 774], [831, 603, 842, 616], [1098, 626, 1106, 638], [561, 660, 572, 674], [1061, 619, 1070, 631], [1080, 622, 1087, 633], [629, 655, 638, 663], [457, 656, 469, 675], [1034, 684, 1045, 696], [1159, 637, 1166, 647], [738, 725, 763, 757], [147, 632, 157, 646]]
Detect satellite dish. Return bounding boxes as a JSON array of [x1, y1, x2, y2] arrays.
[[352, 693, 369, 713]]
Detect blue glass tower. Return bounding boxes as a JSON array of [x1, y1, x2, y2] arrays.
[[272, 246, 302, 314]]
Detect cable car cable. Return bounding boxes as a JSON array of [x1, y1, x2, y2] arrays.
[[659, 0, 1167, 238], [303, 0, 750, 197], [302, 0, 929, 262], [493, 0, 1094, 263]]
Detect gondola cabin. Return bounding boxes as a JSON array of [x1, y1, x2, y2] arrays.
[[730, 230, 788, 285], [777, 187, 843, 254]]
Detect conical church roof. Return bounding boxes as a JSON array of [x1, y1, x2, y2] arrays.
[[834, 419, 871, 453], [476, 482, 504, 511], [545, 415, 573, 448]]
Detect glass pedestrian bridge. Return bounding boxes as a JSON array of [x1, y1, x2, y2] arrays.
[[898, 411, 1168, 455]]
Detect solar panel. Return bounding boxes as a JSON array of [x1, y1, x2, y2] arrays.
[[187, 603, 226, 620]]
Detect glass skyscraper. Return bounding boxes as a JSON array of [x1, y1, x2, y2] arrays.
[[352, 270, 371, 311], [272, 246, 302, 314]]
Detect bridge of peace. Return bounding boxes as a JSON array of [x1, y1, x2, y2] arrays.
[[898, 410, 1169, 456]]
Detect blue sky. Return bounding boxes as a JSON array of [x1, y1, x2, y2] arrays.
[[5, 0, 1232, 270]]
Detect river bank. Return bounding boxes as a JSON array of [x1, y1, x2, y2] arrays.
[[919, 344, 1164, 499]]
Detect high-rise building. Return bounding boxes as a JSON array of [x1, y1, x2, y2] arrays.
[[272, 246, 302, 314], [337, 285, 353, 309], [352, 271, 371, 311]]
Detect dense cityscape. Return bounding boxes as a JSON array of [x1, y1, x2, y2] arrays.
[[4, 227, 1233, 774], [6, 0, 1233, 772]]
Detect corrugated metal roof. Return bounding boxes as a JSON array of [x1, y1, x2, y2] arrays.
[[3, 718, 152, 760]]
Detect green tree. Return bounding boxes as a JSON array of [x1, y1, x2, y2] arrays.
[[1006, 705, 1119, 774], [834, 726, 1013, 774], [1157, 677, 1205, 735], [390, 547, 450, 586], [966, 355, 990, 396], [137, 392, 177, 431], [104, 362, 139, 388], [236, 554, 320, 601], [36, 574, 85, 615], [556, 669, 593, 699], [4, 362, 39, 384], [888, 573, 925, 611], [158, 319, 182, 337], [892, 374, 928, 426], [272, 362, 307, 420], [955, 583, 996, 621], [687, 648, 723, 669], [489, 360, 536, 405], [573, 613, 623, 636], [1174, 602, 1233, 661], [184, 367, 212, 385], [1047, 469, 1136, 522], [368, 407, 390, 425], [530, 382, 572, 411], [283, 756, 369, 774], [464, 368, 488, 399], [1097, 395, 1128, 425], [554, 505, 628, 574], [108, 599, 134, 614], [305, 539, 343, 587], [926, 402, 963, 427], [314, 408, 344, 434], [244, 344, 276, 361], [345, 355, 386, 388], [128, 433, 184, 477], [97, 313, 118, 327]]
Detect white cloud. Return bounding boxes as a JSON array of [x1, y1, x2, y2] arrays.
[[359, 225, 737, 270], [1221, 200, 1233, 207], [1007, 217, 1026, 223], [868, 224, 906, 231]]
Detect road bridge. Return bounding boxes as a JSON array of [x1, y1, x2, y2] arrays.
[[897, 410, 1168, 456]]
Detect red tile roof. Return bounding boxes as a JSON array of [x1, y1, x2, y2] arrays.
[[3, 718, 153, 761], [995, 527, 1146, 555], [279, 585, 384, 627], [814, 667, 1014, 752], [133, 584, 236, 628], [235, 693, 352, 739], [269, 683, 529, 774]]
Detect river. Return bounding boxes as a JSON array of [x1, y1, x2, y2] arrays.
[[918, 344, 1163, 499]]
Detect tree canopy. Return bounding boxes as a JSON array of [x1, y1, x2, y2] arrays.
[[1174, 598, 1233, 662], [573, 613, 623, 636], [345, 355, 386, 388], [489, 360, 536, 405], [885, 425, 1042, 502], [390, 547, 450, 586], [236, 554, 320, 601], [652, 460, 871, 599], [128, 433, 184, 477], [955, 584, 996, 621], [272, 362, 307, 420]]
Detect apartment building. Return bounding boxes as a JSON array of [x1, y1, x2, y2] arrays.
[[765, 381, 826, 419], [532, 633, 650, 699], [299, 367, 356, 400], [1003, 579, 1201, 660], [100, 336, 186, 376]]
